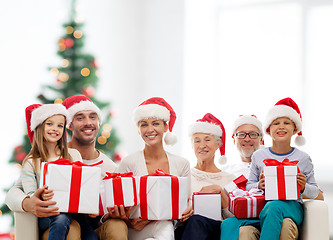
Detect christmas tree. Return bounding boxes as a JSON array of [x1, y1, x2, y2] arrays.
[[0, 2, 120, 222]]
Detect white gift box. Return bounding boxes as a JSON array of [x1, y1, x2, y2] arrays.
[[192, 193, 222, 221], [264, 165, 300, 200], [130, 174, 188, 220], [40, 161, 101, 214], [103, 176, 137, 208]]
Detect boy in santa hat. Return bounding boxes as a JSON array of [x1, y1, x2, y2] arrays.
[[220, 97, 319, 240]]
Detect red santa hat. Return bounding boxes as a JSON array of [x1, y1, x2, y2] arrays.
[[26, 103, 69, 143], [188, 113, 227, 165], [62, 95, 102, 125], [133, 97, 177, 145], [264, 97, 305, 146]]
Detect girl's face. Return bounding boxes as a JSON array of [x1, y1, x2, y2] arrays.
[[43, 115, 66, 144], [193, 133, 220, 163], [269, 117, 297, 143], [138, 118, 168, 146]]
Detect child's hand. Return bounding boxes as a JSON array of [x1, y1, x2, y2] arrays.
[[297, 172, 307, 191], [258, 172, 265, 190], [41, 185, 54, 201], [88, 214, 98, 218]]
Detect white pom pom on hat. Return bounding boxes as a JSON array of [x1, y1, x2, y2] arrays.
[[264, 97, 305, 146], [188, 113, 227, 164], [133, 97, 177, 145]]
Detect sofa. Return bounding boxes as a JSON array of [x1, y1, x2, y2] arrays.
[[13, 200, 329, 240]]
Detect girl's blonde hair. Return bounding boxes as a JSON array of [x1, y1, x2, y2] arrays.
[[23, 116, 72, 172]]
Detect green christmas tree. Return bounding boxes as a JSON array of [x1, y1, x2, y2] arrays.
[[0, 3, 121, 221]]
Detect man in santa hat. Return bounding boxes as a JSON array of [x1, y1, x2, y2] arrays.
[[6, 95, 128, 240]]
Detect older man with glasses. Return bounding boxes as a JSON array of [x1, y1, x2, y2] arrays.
[[222, 115, 299, 240]]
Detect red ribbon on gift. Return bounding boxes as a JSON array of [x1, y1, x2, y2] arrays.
[[263, 158, 301, 200], [140, 169, 179, 220], [103, 172, 138, 206], [233, 174, 248, 191], [42, 158, 103, 213]]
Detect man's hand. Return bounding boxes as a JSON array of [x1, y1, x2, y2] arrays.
[[22, 186, 59, 217]]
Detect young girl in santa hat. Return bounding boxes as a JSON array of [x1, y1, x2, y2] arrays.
[[220, 97, 319, 240], [21, 103, 97, 240], [117, 97, 191, 240]]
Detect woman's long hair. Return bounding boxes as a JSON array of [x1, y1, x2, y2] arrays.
[[22, 117, 72, 173]]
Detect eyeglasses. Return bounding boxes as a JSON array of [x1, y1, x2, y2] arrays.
[[234, 132, 261, 139]]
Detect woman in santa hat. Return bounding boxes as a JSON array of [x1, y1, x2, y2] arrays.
[[175, 113, 235, 240], [117, 97, 191, 240]]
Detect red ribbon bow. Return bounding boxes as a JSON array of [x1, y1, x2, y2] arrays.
[[103, 171, 137, 207], [263, 158, 299, 167], [42, 158, 103, 213], [140, 169, 179, 220], [263, 158, 300, 200]]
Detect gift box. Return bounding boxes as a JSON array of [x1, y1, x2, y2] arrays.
[[40, 159, 101, 214], [192, 192, 222, 221], [130, 169, 188, 220], [263, 158, 301, 200], [224, 174, 248, 193], [229, 188, 266, 219], [103, 172, 138, 208]]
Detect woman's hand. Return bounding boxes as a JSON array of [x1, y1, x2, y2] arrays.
[[297, 172, 307, 192], [179, 205, 193, 222], [129, 217, 151, 230], [258, 172, 265, 190], [40, 185, 54, 201], [199, 184, 222, 193]]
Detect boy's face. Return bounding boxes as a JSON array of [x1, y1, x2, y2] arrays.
[[268, 117, 297, 143]]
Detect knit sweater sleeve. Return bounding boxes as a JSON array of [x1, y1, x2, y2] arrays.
[[21, 159, 39, 196]]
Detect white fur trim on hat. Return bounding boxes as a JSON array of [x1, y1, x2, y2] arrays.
[[188, 121, 223, 137], [133, 104, 170, 124], [264, 105, 302, 134], [30, 104, 69, 131], [232, 115, 263, 136], [68, 100, 102, 124]]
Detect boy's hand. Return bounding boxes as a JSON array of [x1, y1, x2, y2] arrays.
[[41, 185, 54, 201], [258, 172, 265, 190], [297, 172, 307, 191]]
